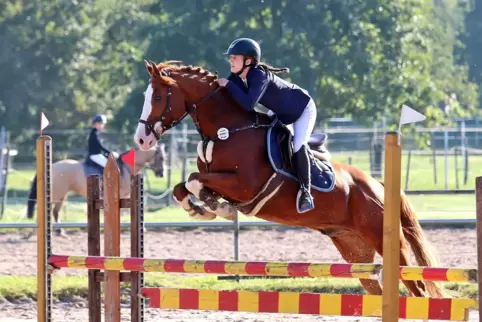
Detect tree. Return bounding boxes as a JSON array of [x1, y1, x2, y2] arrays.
[[118, 0, 478, 132], [463, 0, 482, 109], [0, 0, 150, 153]]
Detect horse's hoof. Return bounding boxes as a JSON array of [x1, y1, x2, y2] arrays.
[[219, 202, 237, 220], [205, 197, 218, 211], [191, 204, 206, 215], [187, 199, 217, 220], [55, 229, 69, 239], [189, 210, 217, 221], [22, 229, 35, 240]]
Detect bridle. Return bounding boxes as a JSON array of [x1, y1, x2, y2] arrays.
[[138, 84, 177, 141], [138, 69, 220, 142]]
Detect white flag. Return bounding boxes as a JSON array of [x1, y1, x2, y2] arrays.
[[399, 104, 426, 126], [396, 105, 426, 145], [40, 112, 49, 135]]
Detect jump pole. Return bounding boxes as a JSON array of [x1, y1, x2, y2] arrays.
[[382, 132, 402, 322], [37, 135, 53, 322], [476, 176, 482, 322]]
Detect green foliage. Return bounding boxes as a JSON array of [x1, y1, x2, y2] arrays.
[[0, 0, 480, 150], [463, 0, 482, 109]]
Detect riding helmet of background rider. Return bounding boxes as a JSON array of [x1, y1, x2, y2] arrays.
[[92, 114, 107, 130]]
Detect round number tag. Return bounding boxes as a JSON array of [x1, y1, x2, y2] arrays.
[[217, 128, 230, 140]]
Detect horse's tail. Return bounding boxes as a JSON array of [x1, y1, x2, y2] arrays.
[[399, 190, 446, 298], [27, 175, 37, 219]]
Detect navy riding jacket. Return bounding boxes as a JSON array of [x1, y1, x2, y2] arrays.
[[225, 65, 312, 124], [87, 128, 111, 157]]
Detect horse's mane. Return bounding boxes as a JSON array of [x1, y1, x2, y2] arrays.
[[154, 60, 270, 122], [157, 60, 219, 87]]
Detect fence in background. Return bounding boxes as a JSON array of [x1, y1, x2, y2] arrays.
[[1, 118, 482, 216]]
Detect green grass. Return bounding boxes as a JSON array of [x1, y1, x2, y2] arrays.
[[0, 274, 476, 302]]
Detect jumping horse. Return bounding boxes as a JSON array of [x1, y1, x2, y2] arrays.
[[133, 60, 445, 298]]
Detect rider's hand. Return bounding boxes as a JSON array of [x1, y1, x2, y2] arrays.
[[112, 152, 119, 158], [217, 78, 229, 87]]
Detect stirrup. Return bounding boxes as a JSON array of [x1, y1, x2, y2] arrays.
[[296, 189, 314, 214]]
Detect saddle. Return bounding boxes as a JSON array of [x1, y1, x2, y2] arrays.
[[266, 120, 335, 192], [83, 154, 125, 177]]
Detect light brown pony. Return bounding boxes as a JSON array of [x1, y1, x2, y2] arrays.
[[133, 60, 445, 298], [27, 145, 166, 235]]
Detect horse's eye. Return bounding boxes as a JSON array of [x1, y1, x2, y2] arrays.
[[154, 96, 162, 101]]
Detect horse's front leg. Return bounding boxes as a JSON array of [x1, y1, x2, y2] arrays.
[[185, 172, 239, 221], [172, 182, 216, 221]]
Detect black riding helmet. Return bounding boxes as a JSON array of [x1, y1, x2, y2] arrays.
[[224, 38, 261, 61], [224, 38, 261, 75]]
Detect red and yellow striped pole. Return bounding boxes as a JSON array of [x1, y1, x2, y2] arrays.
[[141, 287, 477, 321], [47, 255, 477, 283]]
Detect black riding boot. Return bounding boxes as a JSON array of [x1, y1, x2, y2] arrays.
[[291, 145, 315, 213]]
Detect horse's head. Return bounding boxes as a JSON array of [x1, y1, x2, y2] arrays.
[[132, 142, 167, 178], [134, 60, 191, 151], [148, 143, 167, 178]]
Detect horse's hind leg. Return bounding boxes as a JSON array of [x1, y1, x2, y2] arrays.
[[358, 217, 429, 297], [172, 182, 217, 220], [327, 230, 382, 295]]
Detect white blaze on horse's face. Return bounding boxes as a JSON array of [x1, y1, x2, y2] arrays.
[[134, 83, 159, 151]]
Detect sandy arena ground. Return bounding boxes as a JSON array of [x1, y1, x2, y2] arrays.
[[0, 226, 478, 321]]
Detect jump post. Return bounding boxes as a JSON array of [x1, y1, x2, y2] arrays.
[[36, 135, 145, 322], [85, 157, 145, 322], [383, 132, 402, 321], [37, 133, 480, 321]]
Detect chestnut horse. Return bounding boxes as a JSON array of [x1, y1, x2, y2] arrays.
[[134, 60, 444, 298]]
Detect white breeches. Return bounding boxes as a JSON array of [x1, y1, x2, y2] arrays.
[[89, 154, 108, 167], [293, 99, 317, 152]]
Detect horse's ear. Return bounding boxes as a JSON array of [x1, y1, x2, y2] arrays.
[[144, 59, 154, 77], [144, 59, 160, 78]]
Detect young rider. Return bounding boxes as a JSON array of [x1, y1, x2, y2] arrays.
[[86, 114, 118, 169], [216, 38, 317, 214]]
